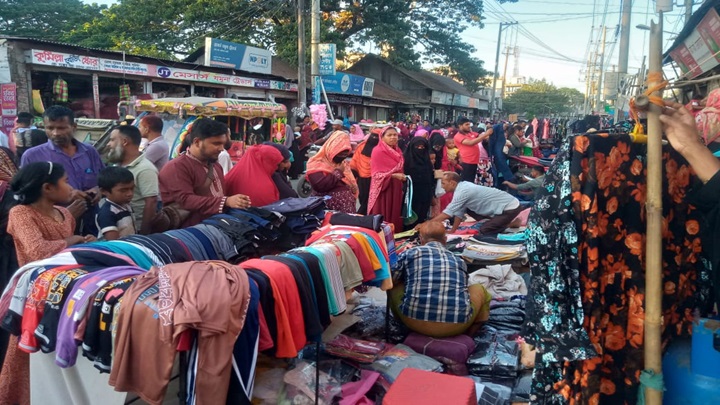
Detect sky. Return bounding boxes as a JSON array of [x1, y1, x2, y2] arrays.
[[84, 0, 696, 92]]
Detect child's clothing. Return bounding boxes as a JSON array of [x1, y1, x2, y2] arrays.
[[95, 200, 136, 239], [446, 147, 459, 162]]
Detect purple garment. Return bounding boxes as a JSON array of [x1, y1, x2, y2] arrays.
[[143, 137, 170, 171], [21, 140, 105, 191], [54, 266, 146, 368]]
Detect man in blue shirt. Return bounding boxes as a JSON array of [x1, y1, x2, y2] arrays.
[[389, 222, 489, 337], [21, 106, 105, 235]]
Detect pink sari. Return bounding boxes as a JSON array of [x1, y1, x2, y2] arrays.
[[368, 138, 404, 230]]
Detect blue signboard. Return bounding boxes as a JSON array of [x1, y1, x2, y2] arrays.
[[204, 37, 272, 74], [318, 44, 336, 76], [321, 73, 374, 97]]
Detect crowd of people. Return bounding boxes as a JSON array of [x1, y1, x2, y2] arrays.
[[1, 99, 715, 402]]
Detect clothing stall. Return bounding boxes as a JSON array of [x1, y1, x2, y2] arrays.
[[0, 198, 401, 404]]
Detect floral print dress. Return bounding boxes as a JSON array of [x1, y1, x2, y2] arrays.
[[523, 133, 711, 404]]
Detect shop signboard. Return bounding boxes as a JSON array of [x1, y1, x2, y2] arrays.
[[29, 49, 297, 93], [100, 59, 149, 76], [204, 38, 272, 74], [668, 8, 720, 79], [152, 66, 297, 91], [1, 83, 17, 116], [318, 44, 337, 76], [431, 90, 453, 105], [0, 83, 16, 136], [321, 73, 374, 97], [31, 50, 100, 71]]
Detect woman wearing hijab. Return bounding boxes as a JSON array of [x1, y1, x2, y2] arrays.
[[429, 132, 455, 172], [225, 143, 285, 206], [306, 131, 358, 213], [350, 129, 380, 215], [0, 147, 18, 370], [403, 137, 434, 225], [369, 126, 406, 231], [263, 142, 298, 200]]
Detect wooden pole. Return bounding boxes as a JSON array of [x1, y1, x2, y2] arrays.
[[644, 16, 664, 405]]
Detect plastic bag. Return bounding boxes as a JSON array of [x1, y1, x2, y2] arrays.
[[253, 368, 287, 404], [468, 376, 513, 405], [283, 361, 341, 405], [511, 371, 533, 402]]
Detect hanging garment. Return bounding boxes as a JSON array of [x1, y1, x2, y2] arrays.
[[523, 133, 711, 404]]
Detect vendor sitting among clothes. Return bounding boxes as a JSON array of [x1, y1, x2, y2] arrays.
[[428, 172, 523, 234], [503, 165, 546, 199], [389, 222, 489, 338]]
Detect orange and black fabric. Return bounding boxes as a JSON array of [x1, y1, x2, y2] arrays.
[[523, 133, 711, 404]]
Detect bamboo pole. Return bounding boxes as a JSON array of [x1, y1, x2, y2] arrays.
[[644, 16, 664, 405]]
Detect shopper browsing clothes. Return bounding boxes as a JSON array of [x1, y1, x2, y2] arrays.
[[158, 118, 251, 229], [21, 106, 105, 235], [1, 161, 96, 405]]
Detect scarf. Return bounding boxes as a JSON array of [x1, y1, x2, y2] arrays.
[[225, 144, 283, 206], [403, 137, 433, 184], [367, 128, 404, 213], [0, 147, 18, 183], [429, 133, 446, 170], [306, 131, 358, 195]]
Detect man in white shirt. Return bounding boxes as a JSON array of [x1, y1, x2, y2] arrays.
[[428, 172, 523, 234]]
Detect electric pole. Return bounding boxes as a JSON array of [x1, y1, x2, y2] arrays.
[[501, 46, 512, 100], [685, 0, 693, 24], [310, 0, 320, 102], [490, 21, 517, 119], [297, 0, 306, 107], [595, 25, 607, 113], [616, 0, 632, 120]]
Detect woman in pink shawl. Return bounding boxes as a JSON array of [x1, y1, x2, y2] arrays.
[[306, 131, 359, 213], [368, 126, 406, 231]]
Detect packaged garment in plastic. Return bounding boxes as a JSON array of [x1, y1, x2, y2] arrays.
[[253, 368, 287, 404], [368, 344, 443, 384], [282, 361, 341, 405], [468, 376, 513, 405], [467, 327, 520, 381], [347, 303, 409, 344], [511, 370, 532, 402], [325, 334, 386, 363]]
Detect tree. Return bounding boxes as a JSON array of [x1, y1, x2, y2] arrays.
[[62, 0, 494, 87], [0, 0, 105, 39], [504, 79, 584, 117]]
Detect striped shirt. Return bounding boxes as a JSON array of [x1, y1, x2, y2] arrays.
[[395, 241, 472, 323]]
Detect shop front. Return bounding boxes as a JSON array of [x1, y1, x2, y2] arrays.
[[0, 37, 298, 121]]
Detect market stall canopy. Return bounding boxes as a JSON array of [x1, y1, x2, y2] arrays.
[[135, 97, 287, 119]]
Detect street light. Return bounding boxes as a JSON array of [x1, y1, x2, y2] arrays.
[[636, 24, 678, 39]]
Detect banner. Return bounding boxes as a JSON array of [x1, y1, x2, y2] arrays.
[[204, 38, 272, 74]]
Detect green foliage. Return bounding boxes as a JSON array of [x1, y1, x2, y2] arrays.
[[504, 79, 584, 117], [2, 0, 492, 87], [0, 0, 105, 39]]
